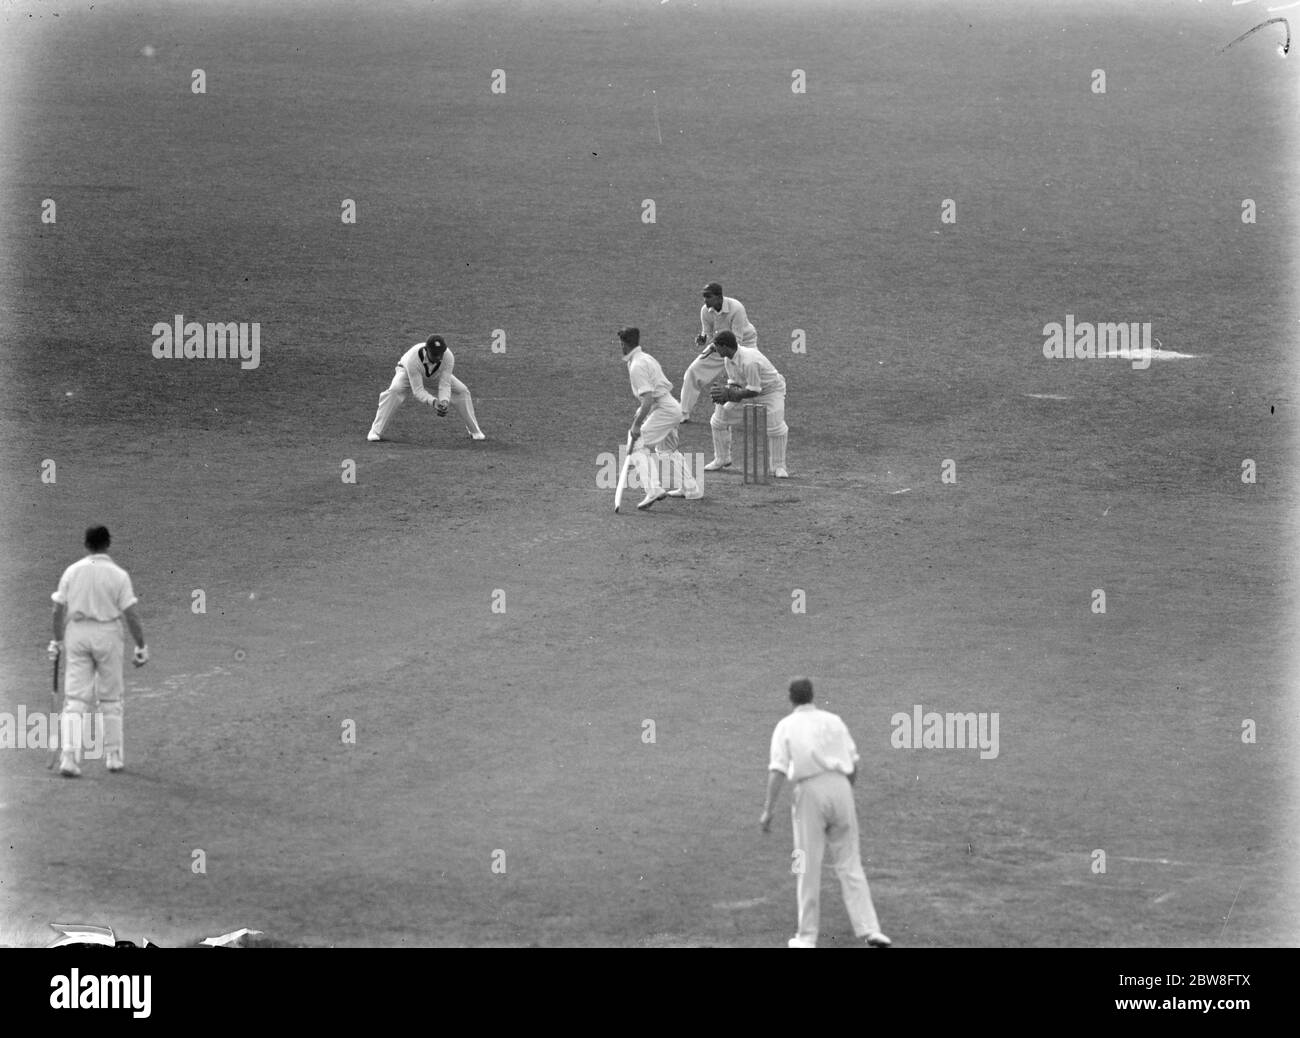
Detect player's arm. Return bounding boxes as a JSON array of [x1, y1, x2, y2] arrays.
[[728, 300, 750, 335], [734, 354, 764, 398], [761, 729, 791, 831], [760, 768, 787, 831], [434, 349, 455, 409], [845, 730, 860, 784], [123, 604, 146, 651], [404, 355, 436, 405], [695, 305, 713, 349], [718, 357, 760, 403]]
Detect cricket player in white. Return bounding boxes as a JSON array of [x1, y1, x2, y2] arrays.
[[367, 334, 485, 442], [619, 327, 702, 509], [679, 282, 757, 420], [48, 525, 148, 777], [761, 678, 891, 949], [707, 330, 790, 477]]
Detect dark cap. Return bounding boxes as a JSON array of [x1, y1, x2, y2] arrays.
[[425, 334, 447, 356], [702, 282, 723, 297], [617, 327, 640, 346], [789, 677, 814, 704]]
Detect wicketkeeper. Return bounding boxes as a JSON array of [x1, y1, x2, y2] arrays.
[[707, 331, 790, 478]]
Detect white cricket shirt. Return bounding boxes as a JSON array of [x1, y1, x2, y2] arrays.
[[769, 704, 860, 782], [52, 554, 138, 623]]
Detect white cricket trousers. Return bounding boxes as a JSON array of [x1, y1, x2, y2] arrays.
[[629, 395, 700, 495], [791, 771, 883, 946], [369, 370, 483, 438], [61, 618, 125, 763]]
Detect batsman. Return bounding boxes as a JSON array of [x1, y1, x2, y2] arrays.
[[48, 525, 148, 777], [618, 327, 702, 509]]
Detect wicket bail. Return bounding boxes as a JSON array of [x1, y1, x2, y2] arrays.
[[742, 403, 770, 485]]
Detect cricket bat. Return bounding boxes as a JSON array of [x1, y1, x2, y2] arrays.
[[613, 430, 636, 513], [47, 649, 60, 769]]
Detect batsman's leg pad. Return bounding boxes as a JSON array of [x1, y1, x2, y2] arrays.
[[60, 699, 89, 765], [769, 432, 788, 471], [101, 700, 124, 759], [710, 426, 732, 464], [632, 447, 661, 493], [662, 449, 699, 493], [630, 448, 650, 493]]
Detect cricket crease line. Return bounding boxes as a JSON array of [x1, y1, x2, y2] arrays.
[[1219, 878, 1245, 939]]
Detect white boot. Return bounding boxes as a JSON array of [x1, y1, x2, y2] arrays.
[[102, 701, 124, 771], [59, 706, 84, 777], [634, 449, 667, 509]]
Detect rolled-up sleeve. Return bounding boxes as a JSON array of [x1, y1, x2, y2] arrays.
[[769, 722, 792, 776], [116, 575, 139, 613], [728, 301, 749, 335]]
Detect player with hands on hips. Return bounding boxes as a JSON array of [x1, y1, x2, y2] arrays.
[[619, 327, 702, 509], [707, 330, 790, 477], [367, 334, 486, 442], [679, 282, 757, 421]]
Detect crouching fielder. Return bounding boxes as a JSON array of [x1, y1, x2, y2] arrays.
[[619, 327, 702, 510], [368, 334, 485, 442], [707, 330, 790, 478]]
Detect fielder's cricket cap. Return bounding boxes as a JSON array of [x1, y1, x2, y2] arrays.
[[425, 334, 447, 354], [617, 327, 640, 346], [702, 282, 723, 297]]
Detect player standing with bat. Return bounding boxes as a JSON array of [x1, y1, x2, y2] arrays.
[[46, 644, 61, 769], [48, 525, 148, 777], [616, 327, 702, 511]]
